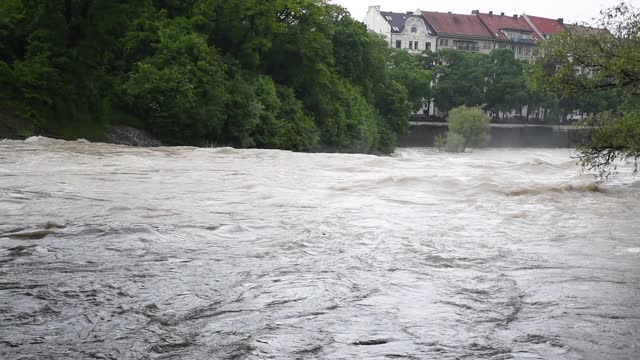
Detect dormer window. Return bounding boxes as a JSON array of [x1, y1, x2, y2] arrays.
[[392, 26, 400, 32], [385, 15, 392, 21], [411, 26, 418, 33]]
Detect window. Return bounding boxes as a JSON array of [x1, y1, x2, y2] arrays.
[[395, 40, 402, 49], [505, 30, 532, 41], [483, 42, 492, 49], [499, 44, 507, 49], [409, 41, 413, 50], [426, 42, 431, 51], [439, 39, 449, 46], [385, 15, 392, 21], [415, 42, 419, 50], [392, 26, 400, 32], [411, 27, 418, 33], [453, 40, 479, 51]]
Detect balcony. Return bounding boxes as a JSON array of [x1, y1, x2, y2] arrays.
[[455, 45, 480, 52], [510, 38, 536, 44]]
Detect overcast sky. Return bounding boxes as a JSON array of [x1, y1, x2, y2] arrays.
[[331, 0, 625, 24]]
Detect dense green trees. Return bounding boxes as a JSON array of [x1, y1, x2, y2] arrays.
[[431, 49, 487, 112], [532, 2, 639, 175], [0, 0, 418, 153], [425, 46, 620, 123]]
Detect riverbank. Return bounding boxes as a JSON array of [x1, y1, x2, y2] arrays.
[[399, 122, 590, 148], [0, 111, 162, 147]]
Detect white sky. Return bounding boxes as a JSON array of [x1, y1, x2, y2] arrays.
[[331, 0, 628, 24]]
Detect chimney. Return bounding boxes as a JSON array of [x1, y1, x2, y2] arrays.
[[513, 14, 518, 19], [489, 11, 493, 15], [369, 5, 381, 12], [500, 12, 505, 16], [557, 18, 564, 24], [406, 11, 412, 15], [471, 10, 479, 15], [448, 11, 452, 14]]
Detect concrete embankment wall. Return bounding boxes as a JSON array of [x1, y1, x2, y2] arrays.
[[398, 124, 588, 148]]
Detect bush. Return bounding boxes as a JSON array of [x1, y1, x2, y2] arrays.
[[122, 26, 227, 145], [445, 132, 466, 153], [447, 106, 491, 151], [434, 132, 446, 150]]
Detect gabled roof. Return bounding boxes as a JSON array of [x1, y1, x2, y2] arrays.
[[421, 11, 494, 39], [477, 13, 541, 41], [380, 11, 412, 33], [525, 15, 566, 35], [567, 24, 612, 36]]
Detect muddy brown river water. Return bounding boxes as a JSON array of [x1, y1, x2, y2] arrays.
[[1, 138, 639, 359]]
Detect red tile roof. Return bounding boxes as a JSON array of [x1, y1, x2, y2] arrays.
[[422, 11, 494, 39], [567, 24, 612, 36], [477, 13, 541, 41], [526, 15, 566, 35]]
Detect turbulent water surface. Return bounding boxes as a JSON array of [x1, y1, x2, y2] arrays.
[[1, 138, 639, 359]]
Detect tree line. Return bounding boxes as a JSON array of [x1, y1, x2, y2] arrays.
[[0, 0, 433, 153], [0, 0, 636, 168], [414, 48, 620, 123], [531, 2, 640, 176]]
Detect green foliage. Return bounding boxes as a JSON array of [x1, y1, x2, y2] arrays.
[[447, 106, 491, 151], [434, 132, 446, 150], [578, 111, 640, 177], [0, 0, 412, 153], [122, 23, 227, 144], [532, 2, 639, 176], [261, 85, 318, 151], [445, 132, 466, 153], [485, 49, 528, 115], [387, 49, 432, 111], [432, 49, 488, 112]]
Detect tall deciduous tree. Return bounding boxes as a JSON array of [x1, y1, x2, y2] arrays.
[[532, 2, 640, 176]]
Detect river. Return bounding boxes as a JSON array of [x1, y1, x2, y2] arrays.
[[1, 137, 639, 359]]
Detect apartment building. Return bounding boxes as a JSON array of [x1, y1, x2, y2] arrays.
[[365, 6, 567, 61], [364, 6, 436, 53], [475, 12, 541, 60], [421, 11, 496, 54]]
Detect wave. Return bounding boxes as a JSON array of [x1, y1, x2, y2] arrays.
[[24, 136, 55, 143], [508, 183, 602, 196], [506, 158, 576, 171]]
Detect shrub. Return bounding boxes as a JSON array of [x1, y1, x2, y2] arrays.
[[434, 132, 447, 150], [447, 106, 491, 151], [445, 132, 466, 153]]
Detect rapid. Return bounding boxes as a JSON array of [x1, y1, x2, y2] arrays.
[[1, 137, 639, 359]]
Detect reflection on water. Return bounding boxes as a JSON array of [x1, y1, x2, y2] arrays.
[[1, 137, 639, 359]]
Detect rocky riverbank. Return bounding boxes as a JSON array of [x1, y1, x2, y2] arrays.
[[105, 126, 162, 147], [1, 110, 161, 147]]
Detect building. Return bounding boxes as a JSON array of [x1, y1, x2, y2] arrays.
[[364, 6, 436, 53], [421, 11, 496, 54], [522, 15, 566, 39], [394, 11, 438, 54], [365, 7, 573, 61], [363, 6, 607, 120], [475, 12, 541, 60]]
